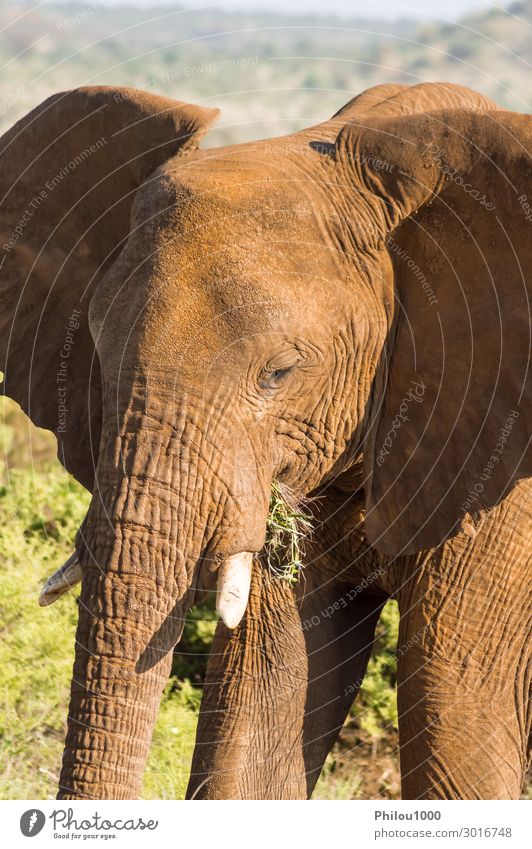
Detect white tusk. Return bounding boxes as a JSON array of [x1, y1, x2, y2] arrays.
[[39, 552, 82, 607], [216, 551, 253, 629]]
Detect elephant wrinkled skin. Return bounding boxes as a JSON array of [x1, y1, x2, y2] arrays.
[[0, 82, 530, 799]]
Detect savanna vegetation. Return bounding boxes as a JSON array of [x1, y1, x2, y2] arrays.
[[0, 0, 531, 800], [0, 0, 531, 145], [0, 397, 403, 799], [3, 396, 528, 798]]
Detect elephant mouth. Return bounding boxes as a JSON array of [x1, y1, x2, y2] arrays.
[[39, 547, 254, 631], [39, 482, 311, 630]]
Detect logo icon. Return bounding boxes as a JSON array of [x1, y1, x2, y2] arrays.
[[20, 810, 46, 837]]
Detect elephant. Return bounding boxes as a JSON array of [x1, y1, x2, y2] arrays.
[[0, 80, 531, 800]]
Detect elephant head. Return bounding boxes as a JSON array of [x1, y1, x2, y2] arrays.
[[1, 83, 531, 799]]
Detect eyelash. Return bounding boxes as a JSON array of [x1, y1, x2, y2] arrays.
[[258, 365, 294, 390]]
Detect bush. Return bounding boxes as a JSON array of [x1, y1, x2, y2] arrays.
[[0, 399, 402, 799], [0, 463, 89, 798], [354, 601, 399, 739]]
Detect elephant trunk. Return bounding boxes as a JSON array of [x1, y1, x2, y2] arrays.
[[57, 432, 189, 799], [58, 396, 268, 800], [58, 558, 175, 799]]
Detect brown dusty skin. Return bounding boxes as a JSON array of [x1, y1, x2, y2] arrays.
[[0, 82, 530, 799], [187, 489, 387, 799]]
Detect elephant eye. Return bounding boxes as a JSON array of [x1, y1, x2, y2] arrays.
[[258, 364, 295, 390]]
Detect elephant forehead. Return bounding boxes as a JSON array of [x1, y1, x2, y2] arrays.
[[139, 152, 322, 245], [127, 172, 337, 298], [92, 153, 348, 370], [94, 256, 338, 381]]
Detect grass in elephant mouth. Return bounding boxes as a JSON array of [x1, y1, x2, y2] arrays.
[[263, 482, 314, 584]]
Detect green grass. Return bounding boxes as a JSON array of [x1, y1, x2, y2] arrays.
[[143, 681, 201, 799], [264, 482, 313, 584], [313, 753, 364, 800], [354, 601, 399, 739], [4, 401, 526, 799], [0, 399, 205, 800], [0, 464, 89, 799], [0, 402, 404, 800], [0, 460, 206, 800], [0, 439, 401, 800]]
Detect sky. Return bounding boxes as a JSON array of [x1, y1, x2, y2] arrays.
[[96, 0, 498, 21]]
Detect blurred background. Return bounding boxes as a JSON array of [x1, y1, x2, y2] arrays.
[[0, 0, 530, 800]]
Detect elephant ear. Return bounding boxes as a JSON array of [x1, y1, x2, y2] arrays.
[[0, 87, 219, 490], [336, 108, 532, 554], [332, 82, 497, 121]]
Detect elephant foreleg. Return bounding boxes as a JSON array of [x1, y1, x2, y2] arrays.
[[396, 492, 532, 799], [186, 566, 385, 799]]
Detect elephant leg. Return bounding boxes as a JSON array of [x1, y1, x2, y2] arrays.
[[186, 566, 386, 799], [395, 497, 532, 799]]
